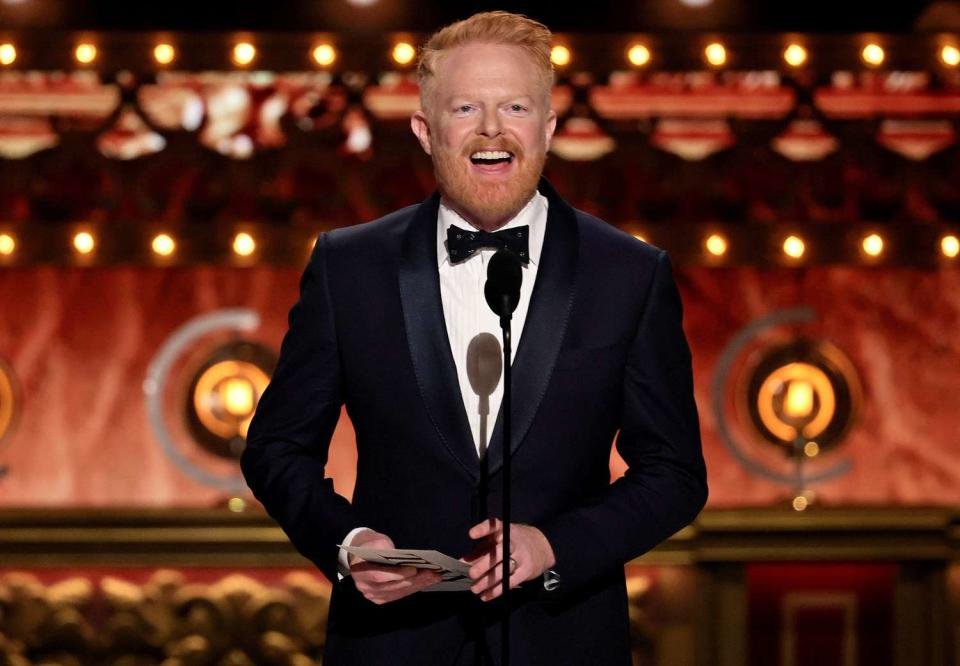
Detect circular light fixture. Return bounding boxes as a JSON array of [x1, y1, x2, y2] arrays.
[[392, 42, 415, 66], [0, 43, 16, 66], [153, 43, 176, 65], [861, 43, 885, 66], [783, 235, 805, 259], [151, 233, 176, 257], [232, 42, 256, 66], [312, 43, 336, 67], [185, 341, 276, 457], [550, 45, 571, 67], [233, 232, 256, 257], [705, 232, 728, 257], [941, 233, 959, 258], [0, 233, 14, 256], [627, 43, 651, 67], [941, 45, 960, 67], [783, 43, 807, 67], [861, 232, 884, 257], [75, 43, 97, 65], [704, 42, 726, 67], [73, 231, 95, 254]]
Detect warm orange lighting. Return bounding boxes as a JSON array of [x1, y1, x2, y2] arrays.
[[233, 232, 255, 256], [804, 441, 820, 458], [941, 234, 959, 258], [705, 233, 728, 256], [550, 45, 571, 67], [632, 233, 646, 243], [73, 231, 95, 254], [153, 43, 176, 65], [941, 45, 960, 67], [783, 43, 807, 67], [861, 43, 885, 66], [151, 233, 176, 257], [783, 235, 805, 259], [627, 43, 650, 67], [232, 42, 256, 66], [75, 43, 97, 65], [222, 376, 256, 417], [783, 380, 814, 419], [228, 497, 247, 512], [0, 43, 16, 66], [704, 42, 726, 66], [392, 42, 416, 65], [0, 233, 14, 255], [312, 43, 336, 66], [792, 495, 809, 511], [862, 233, 884, 257]]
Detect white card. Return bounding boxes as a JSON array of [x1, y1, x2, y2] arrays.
[[338, 545, 474, 592]]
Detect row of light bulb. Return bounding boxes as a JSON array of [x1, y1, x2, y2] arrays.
[[1, 39, 957, 70], [631, 231, 960, 260], [0, 231, 262, 258], [1, 229, 956, 261]]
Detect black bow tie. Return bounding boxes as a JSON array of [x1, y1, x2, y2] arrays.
[[446, 225, 530, 264]]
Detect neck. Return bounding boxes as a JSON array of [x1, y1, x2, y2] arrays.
[[440, 194, 533, 232]]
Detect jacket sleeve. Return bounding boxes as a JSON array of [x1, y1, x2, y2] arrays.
[[538, 249, 708, 594], [240, 232, 359, 583]]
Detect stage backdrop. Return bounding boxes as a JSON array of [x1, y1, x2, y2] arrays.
[[0, 264, 956, 507]]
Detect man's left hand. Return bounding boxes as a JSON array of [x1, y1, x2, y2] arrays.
[[462, 518, 556, 602]]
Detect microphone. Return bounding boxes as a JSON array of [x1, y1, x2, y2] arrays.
[[484, 250, 523, 327]]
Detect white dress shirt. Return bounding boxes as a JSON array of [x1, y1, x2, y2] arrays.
[[337, 191, 549, 575]]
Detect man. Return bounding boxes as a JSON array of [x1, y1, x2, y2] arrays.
[[241, 11, 707, 665]]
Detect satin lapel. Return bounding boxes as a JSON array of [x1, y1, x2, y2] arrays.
[[398, 190, 480, 482], [485, 177, 579, 477]]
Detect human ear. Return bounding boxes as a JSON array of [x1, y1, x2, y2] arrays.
[[410, 110, 433, 156], [544, 108, 557, 150]]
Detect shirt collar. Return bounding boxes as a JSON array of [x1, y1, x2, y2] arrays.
[[436, 191, 548, 268]]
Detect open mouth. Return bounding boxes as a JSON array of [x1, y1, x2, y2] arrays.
[[469, 150, 515, 167]]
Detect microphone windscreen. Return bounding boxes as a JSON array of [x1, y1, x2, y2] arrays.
[[484, 250, 522, 317]]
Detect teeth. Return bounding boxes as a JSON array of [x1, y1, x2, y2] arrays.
[[471, 150, 512, 160]]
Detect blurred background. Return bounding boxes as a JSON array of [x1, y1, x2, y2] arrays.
[[0, 1, 957, 664]]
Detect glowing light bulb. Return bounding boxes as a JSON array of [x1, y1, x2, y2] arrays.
[[705, 42, 726, 67], [392, 42, 415, 65], [233, 232, 255, 256], [151, 233, 175, 257], [0, 233, 14, 255], [941, 45, 960, 67], [705, 233, 727, 256], [783, 235, 805, 259], [627, 44, 650, 67], [783, 44, 807, 67], [862, 43, 885, 66], [804, 441, 820, 458], [862, 233, 884, 257], [550, 45, 571, 67], [233, 42, 256, 66], [73, 231, 95, 254], [784, 380, 814, 419], [312, 43, 336, 66], [222, 377, 255, 417], [153, 43, 175, 65], [0, 43, 16, 66], [75, 43, 97, 64], [941, 234, 959, 258]]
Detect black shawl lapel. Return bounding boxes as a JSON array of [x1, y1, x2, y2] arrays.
[[485, 176, 579, 477], [398, 190, 480, 482]]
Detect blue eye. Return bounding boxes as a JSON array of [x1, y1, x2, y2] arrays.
[[510, 104, 527, 113]]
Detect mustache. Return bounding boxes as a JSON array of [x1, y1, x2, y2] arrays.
[[461, 137, 524, 159]]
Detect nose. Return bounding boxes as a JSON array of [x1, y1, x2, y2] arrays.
[[477, 107, 502, 138]]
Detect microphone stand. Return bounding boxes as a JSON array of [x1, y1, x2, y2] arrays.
[[498, 295, 512, 666]]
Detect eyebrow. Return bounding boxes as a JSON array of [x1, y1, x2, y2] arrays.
[[445, 94, 536, 105]]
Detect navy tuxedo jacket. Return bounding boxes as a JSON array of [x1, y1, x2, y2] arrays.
[[241, 177, 707, 665]]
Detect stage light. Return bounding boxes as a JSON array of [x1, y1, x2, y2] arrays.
[[151, 233, 176, 257], [861, 43, 885, 66], [312, 43, 336, 67], [0, 43, 16, 66], [783, 235, 805, 259], [153, 43, 176, 65], [783, 43, 807, 67], [705, 232, 727, 256], [73, 231, 95, 254], [941, 233, 959, 258], [551, 45, 571, 67], [804, 441, 820, 458], [627, 44, 651, 67], [232, 42, 256, 66], [392, 42, 415, 66], [705, 42, 726, 67], [233, 232, 255, 256], [861, 232, 884, 257], [75, 43, 97, 65], [941, 45, 960, 67], [0, 233, 14, 255]]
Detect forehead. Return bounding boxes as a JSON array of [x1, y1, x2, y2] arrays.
[[433, 42, 542, 100]]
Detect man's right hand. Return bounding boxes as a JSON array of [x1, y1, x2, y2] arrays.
[[348, 529, 442, 605]]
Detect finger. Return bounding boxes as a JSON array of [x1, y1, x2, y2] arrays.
[[480, 569, 525, 602], [468, 518, 502, 540], [468, 540, 505, 581], [471, 554, 510, 596], [351, 562, 419, 581], [359, 569, 443, 604]]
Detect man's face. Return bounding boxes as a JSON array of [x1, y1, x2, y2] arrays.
[[411, 42, 557, 230]]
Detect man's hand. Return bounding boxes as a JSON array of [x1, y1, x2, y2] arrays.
[[463, 518, 556, 602], [348, 529, 442, 605]]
